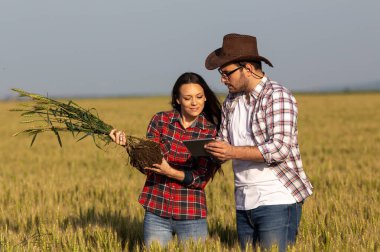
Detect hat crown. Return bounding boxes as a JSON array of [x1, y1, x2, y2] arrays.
[[220, 34, 259, 57], [205, 33, 273, 70]]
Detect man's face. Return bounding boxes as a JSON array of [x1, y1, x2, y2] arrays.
[[218, 63, 249, 93]]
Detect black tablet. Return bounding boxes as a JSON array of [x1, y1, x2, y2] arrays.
[[182, 138, 215, 157]]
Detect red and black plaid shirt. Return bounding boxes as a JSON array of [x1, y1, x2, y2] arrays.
[[138, 110, 218, 220]]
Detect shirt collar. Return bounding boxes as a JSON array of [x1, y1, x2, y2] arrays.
[[170, 109, 209, 130], [250, 76, 267, 100]]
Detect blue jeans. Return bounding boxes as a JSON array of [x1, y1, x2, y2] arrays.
[[143, 211, 208, 248], [236, 202, 303, 252]]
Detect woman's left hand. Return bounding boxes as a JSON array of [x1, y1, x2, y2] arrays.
[[144, 158, 185, 181], [144, 158, 172, 176]]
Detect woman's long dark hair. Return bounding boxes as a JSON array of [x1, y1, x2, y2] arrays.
[[171, 72, 221, 129]]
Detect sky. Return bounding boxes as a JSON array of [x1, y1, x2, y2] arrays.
[[1, 0, 380, 99]]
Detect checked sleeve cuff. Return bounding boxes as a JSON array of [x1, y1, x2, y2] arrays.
[[258, 144, 272, 165]]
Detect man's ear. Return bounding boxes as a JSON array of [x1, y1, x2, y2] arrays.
[[245, 63, 256, 72]]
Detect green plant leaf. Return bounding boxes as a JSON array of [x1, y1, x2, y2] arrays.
[[77, 133, 91, 142], [30, 133, 38, 147]]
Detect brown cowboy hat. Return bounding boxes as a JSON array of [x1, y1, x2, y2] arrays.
[[205, 33, 273, 70]]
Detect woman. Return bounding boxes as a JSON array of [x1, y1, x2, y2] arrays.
[[109, 72, 221, 248]]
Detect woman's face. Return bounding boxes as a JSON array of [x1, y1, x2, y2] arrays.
[[176, 83, 206, 120]]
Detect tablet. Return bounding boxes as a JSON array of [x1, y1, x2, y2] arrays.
[[182, 138, 215, 157]]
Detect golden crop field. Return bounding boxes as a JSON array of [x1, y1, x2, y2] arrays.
[[0, 92, 379, 251]]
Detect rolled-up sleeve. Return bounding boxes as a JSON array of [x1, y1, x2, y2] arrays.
[[258, 90, 297, 164], [183, 156, 219, 189]]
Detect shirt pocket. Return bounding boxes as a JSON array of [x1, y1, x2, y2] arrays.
[[252, 111, 268, 143], [159, 135, 172, 156]]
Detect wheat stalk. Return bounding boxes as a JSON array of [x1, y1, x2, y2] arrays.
[[10, 88, 163, 170]]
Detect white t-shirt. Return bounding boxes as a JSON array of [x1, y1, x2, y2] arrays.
[[229, 93, 296, 210]]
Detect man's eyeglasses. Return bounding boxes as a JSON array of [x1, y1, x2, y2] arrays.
[[218, 64, 244, 79]]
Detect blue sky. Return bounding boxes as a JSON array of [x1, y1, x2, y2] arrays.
[[1, 0, 380, 98]]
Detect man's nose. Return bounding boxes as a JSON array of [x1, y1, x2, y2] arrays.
[[221, 76, 229, 84]]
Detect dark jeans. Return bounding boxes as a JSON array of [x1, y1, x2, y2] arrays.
[[236, 202, 303, 252]]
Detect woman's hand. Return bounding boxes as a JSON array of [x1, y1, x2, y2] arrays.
[[144, 158, 185, 181], [109, 129, 127, 146]]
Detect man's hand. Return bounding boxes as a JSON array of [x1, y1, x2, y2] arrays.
[[204, 140, 234, 162], [206, 140, 266, 163]]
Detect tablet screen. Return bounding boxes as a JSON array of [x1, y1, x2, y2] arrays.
[[182, 138, 214, 157]]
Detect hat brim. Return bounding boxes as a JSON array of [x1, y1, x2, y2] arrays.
[[205, 48, 273, 70]]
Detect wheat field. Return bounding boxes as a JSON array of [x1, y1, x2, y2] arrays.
[[0, 92, 379, 251]]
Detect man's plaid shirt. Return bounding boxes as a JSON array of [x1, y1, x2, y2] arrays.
[[138, 110, 218, 220], [218, 76, 313, 202]]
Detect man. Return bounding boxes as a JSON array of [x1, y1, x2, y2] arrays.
[[204, 33, 313, 251]]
